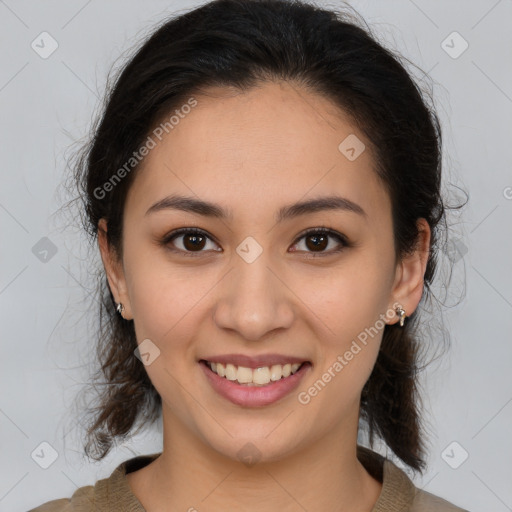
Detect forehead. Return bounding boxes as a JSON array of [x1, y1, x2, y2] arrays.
[[126, 81, 391, 226]]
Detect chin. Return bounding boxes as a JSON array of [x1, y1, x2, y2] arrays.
[[195, 416, 311, 466]]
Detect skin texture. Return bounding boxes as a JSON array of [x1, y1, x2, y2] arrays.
[[98, 80, 430, 511]]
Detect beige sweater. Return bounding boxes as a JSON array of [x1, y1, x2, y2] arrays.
[[28, 446, 468, 511]]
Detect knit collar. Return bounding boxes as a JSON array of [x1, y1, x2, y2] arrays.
[[95, 445, 417, 511]]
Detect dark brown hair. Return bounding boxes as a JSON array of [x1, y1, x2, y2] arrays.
[[69, 0, 466, 473]]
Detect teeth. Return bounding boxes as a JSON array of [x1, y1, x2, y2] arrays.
[[237, 366, 253, 384], [206, 361, 303, 385], [225, 363, 237, 381]]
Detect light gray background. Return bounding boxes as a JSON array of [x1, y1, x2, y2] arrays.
[[1, 1, 511, 511]]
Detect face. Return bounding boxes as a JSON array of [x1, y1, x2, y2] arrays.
[[99, 80, 429, 464]]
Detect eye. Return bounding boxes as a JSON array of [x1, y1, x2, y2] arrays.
[[161, 226, 349, 258], [161, 227, 221, 257], [290, 227, 349, 257]]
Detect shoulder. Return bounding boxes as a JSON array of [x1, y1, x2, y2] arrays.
[[411, 487, 470, 511], [28, 452, 161, 512], [27, 485, 95, 511], [383, 458, 469, 512], [385, 460, 470, 512], [356, 445, 469, 512]]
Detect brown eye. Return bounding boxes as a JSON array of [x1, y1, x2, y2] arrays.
[[182, 232, 206, 251], [305, 232, 329, 251], [290, 228, 348, 256], [161, 227, 348, 258], [162, 228, 221, 255]]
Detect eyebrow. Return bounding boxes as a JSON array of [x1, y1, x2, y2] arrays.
[[145, 194, 367, 222]]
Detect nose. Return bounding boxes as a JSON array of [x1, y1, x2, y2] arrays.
[[213, 254, 295, 342]]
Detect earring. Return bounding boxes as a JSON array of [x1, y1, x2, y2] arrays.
[[116, 302, 124, 315], [395, 305, 406, 327]]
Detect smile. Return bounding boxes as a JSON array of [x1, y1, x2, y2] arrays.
[[199, 359, 312, 407], [204, 360, 304, 386]]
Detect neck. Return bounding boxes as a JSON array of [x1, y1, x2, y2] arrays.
[[129, 406, 383, 512]]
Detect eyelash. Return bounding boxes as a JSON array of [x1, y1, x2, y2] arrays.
[[160, 226, 350, 258]]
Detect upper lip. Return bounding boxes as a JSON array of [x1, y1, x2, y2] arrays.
[[200, 353, 310, 369]]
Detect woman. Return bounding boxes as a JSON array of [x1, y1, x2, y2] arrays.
[[31, 0, 469, 510]]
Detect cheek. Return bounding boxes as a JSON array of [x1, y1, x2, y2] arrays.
[[122, 237, 208, 339], [304, 347, 380, 433], [123, 256, 208, 406], [306, 263, 391, 344], [316, 309, 383, 396], [303, 255, 391, 391], [299, 299, 385, 420]]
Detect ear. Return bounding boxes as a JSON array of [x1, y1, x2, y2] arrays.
[[97, 218, 132, 320], [387, 218, 431, 325]]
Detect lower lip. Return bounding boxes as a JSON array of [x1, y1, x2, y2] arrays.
[[200, 361, 311, 407]]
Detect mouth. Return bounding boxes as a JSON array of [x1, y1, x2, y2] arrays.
[[200, 360, 307, 386], [199, 358, 312, 407]]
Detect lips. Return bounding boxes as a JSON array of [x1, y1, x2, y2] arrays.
[[199, 354, 312, 407]]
